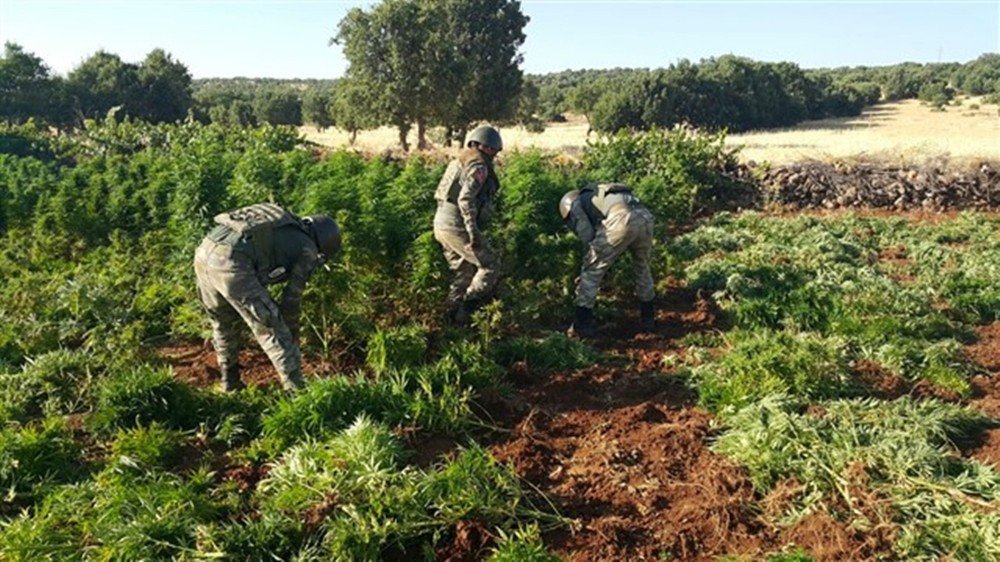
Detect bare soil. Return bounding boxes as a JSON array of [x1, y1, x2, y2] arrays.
[[961, 322, 1000, 467], [484, 289, 856, 560]]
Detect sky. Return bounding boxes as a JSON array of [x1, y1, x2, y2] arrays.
[[0, 0, 997, 79]]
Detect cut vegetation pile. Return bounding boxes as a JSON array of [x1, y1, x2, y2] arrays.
[[754, 160, 999, 211]]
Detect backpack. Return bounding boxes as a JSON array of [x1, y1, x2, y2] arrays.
[[214, 203, 307, 268]]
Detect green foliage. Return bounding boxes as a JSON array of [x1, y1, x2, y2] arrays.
[[0, 349, 94, 423], [714, 396, 999, 560], [585, 127, 749, 224], [196, 512, 309, 560], [492, 331, 598, 372], [487, 524, 562, 561], [690, 330, 855, 413], [0, 419, 81, 505], [110, 423, 183, 470], [366, 324, 428, 375], [2, 467, 218, 560], [89, 365, 198, 433]]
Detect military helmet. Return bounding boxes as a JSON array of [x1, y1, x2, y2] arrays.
[[304, 215, 341, 260], [466, 125, 503, 151], [559, 190, 580, 220]]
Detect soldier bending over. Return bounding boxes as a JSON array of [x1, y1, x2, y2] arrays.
[[560, 183, 656, 338], [194, 203, 340, 391]]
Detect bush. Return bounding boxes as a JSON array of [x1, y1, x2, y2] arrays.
[[492, 332, 598, 372], [366, 324, 428, 375], [110, 423, 183, 470], [0, 419, 82, 505], [89, 364, 199, 433], [690, 330, 855, 413]]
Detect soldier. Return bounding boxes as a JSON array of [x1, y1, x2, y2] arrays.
[[193, 203, 340, 391], [433, 125, 503, 325], [560, 183, 656, 337]]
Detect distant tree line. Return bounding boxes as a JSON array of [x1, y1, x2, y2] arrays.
[[527, 53, 1000, 133], [3, 37, 998, 142], [0, 43, 192, 129]]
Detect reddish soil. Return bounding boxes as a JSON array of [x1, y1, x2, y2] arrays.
[[961, 322, 1000, 467], [434, 520, 494, 562], [159, 341, 343, 389], [486, 291, 781, 561]]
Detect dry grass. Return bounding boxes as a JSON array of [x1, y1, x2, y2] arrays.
[[728, 97, 1000, 165], [301, 97, 999, 164]]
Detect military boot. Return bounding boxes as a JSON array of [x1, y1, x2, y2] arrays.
[[453, 298, 480, 327], [569, 306, 597, 338], [219, 364, 245, 392], [639, 300, 656, 333]]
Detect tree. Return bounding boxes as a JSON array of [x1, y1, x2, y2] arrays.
[[302, 85, 336, 130], [427, 0, 529, 147], [335, 0, 428, 151], [252, 87, 302, 126], [0, 43, 56, 125], [334, 0, 528, 151], [329, 79, 378, 144], [136, 49, 193, 123], [67, 51, 141, 123]]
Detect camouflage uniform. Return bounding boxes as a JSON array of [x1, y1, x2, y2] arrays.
[[433, 147, 501, 310], [193, 204, 320, 391], [567, 183, 655, 308]]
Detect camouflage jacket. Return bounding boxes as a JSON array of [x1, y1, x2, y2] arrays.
[[433, 148, 499, 243]]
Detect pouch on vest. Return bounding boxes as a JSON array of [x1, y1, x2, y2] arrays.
[[214, 203, 306, 269]]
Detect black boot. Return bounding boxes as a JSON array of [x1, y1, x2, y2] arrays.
[[569, 306, 597, 338], [453, 298, 480, 327], [639, 300, 655, 333], [219, 364, 245, 392]]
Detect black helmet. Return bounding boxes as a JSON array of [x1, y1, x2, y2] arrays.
[[559, 190, 580, 220], [304, 215, 341, 260], [466, 125, 503, 151]]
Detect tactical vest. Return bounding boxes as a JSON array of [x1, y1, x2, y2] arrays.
[[434, 148, 498, 205], [213, 203, 307, 270], [580, 183, 634, 224]]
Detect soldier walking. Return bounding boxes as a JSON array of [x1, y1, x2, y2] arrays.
[[433, 125, 503, 325], [559, 183, 656, 337], [193, 203, 340, 391]]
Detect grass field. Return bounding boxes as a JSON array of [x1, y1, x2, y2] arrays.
[[302, 97, 1000, 164]]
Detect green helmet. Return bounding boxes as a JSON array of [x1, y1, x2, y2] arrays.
[[304, 215, 341, 260], [466, 125, 503, 151], [559, 190, 580, 220]]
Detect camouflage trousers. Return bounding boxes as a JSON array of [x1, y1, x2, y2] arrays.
[[193, 239, 303, 390], [433, 227, 500, 307], [576, 207, 655, 308]]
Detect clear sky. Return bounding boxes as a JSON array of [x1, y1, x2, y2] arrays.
[[1, 0, 997, 79]]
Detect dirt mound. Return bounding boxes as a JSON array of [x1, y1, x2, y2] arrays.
[[966, 323, 1000, 419], [489, 361, 776, 561]]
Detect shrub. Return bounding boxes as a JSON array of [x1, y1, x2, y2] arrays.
[[0, 419, 82, 504], [110, 423, 183, 470], [487, 525, 561, 562], [366, 324, 428, 376], [89, 364, 199, 433], [492, 332, 598, 372], [690, 329, 855, 413]]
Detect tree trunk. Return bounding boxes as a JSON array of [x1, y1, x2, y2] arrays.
[[444, 126, 453, 147], [349, 129, 358, 145], [416, 118, 429, 151], [398, 124, 410, 152]]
